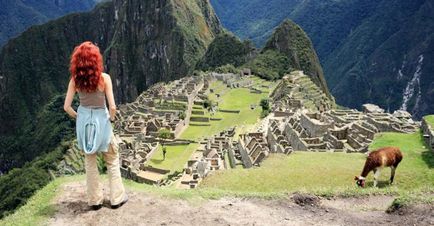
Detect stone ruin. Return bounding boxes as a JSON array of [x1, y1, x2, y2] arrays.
[[240, 68, 252, 76], [179, 127, 236, 188], [113, 76, 205, 184], [267, 108, 418, 153], [271, 71, 335, 115], [225, 71, 419, 168], [236, 132, 270, 168], [103, 69, 421, 189], [208, 72, 253, 89], [422, 117, 434, 151]]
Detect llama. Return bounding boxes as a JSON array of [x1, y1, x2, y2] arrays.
[[354, 147, 403, 187]]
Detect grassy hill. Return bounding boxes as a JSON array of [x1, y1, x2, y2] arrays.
[[1, 130, 433, 225], [202, 130, 434, 199]]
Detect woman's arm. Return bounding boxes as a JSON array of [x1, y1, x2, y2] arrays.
[[64, 78, 77, 119], [104, 73, 116, 121]]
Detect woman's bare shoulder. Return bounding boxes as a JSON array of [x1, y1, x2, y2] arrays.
[[102, 73, 112, 83], [102, 72, 111, 79]]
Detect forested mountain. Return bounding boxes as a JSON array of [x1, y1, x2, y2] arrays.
[[0, 0, 222, 174], [211, 0, 434, 117], [261, 20, 330, 97], [197, 20, 331, 98], [0, 0, 106, 47]]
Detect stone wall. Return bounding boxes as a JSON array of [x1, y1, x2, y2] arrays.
[[300, 113, 333, 137], [219, 109, 241, 113], [190, 116, 210, 122], [237, 139, 253, 168], [422, 118, 434, 151]]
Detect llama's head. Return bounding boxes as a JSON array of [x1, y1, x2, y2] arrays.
[[354, 176, 365, 187]]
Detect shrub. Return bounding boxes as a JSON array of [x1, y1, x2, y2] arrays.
[[178, 111, 186, 120], [0, 142, 69, 218], [215, 64, 239, 74], [196, 33, 256, 71], [245, 50, 290, 80], [260, 98, 270, 111]]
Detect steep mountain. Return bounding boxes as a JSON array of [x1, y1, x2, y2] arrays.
[[324, 0, 434, 117], [210, 0, 434, 117], [209, 0, 302, 48], [210, 0, 378, 59], [197, 20, 331, 99], [261, 20, 330, 97], [0, 0, 222, 173], [0, 0, 104, 47]]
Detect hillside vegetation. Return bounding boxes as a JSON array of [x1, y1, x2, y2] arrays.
[[211, 0, 434, 118], [260, 20, 330, 97], [0, 0, 222, 173], [197, 20, 331, 98], [0, 0, 222, 219], [0, 0, 102, 47], [196, 33, 255, 71]]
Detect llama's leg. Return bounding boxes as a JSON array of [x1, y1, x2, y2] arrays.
[[390, 166, 396, 184], [373, 168, 381, 187]]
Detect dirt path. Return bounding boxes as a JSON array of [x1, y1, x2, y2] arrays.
[[48, 181, 434, 226]]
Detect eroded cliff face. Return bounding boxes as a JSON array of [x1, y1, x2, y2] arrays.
[[0, 0, 221, 171]]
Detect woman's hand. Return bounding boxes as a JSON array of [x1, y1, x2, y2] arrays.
[[104, 73, 117, 122], [64, 79, 77, 119], [109, 105, 116, 121]]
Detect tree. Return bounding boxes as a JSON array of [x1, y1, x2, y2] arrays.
[[260, 98, 270, 111], [157, 128, 171, 147], [178, 111, 186, 120], [203, 99, 212, 109], [260, 98, 271, 118]]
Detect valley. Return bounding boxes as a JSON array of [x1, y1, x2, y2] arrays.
[[1, 70, 433, 225], [0, 0, 433, 224], [210, 0, 434, 118]]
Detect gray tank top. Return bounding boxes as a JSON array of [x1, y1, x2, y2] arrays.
[[78, 90, 106, 108]]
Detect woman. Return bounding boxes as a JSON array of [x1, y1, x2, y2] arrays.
[[64, 41, 128, 210]]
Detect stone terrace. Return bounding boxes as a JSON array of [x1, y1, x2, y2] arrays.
[[108, 70, 420, 188], [113, 76, 204, 184], [178, 127, 236, 188], [230, 71, 419, 167]]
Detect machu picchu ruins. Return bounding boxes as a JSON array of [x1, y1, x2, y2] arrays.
[[59, 70, 420, 189]]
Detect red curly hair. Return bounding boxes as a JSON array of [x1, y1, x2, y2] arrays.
[[70, 41, 104, 92]]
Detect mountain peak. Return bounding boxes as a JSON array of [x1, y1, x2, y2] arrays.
[[263, 19, 331, 98]]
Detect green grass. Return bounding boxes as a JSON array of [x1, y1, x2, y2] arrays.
[[181, 81, 270, 140], [148, 144, 199, 172], [201, 131, 434, 200], [3, 131, 432, 225], [0, 176, 75, 226], [148, 79, 274, 173], [424, 115, 434, 128]]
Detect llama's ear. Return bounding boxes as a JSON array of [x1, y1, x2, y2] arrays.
[[354, 176, 359, 180]]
